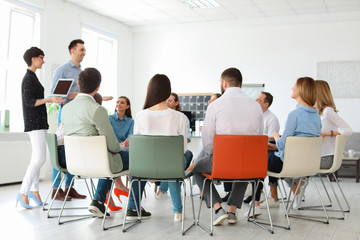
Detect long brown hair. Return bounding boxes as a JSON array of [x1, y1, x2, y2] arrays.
[[315, 80, 338, 115], [296, 77, 316, 107], [115, 96, 132, 118], [143, 74, 171, 109]]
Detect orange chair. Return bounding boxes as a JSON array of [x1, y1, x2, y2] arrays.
[[196, 135, 273, 235]]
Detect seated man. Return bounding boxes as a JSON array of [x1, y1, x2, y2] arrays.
[[192, 67, 264, 225], [61, 68, 146, 218]]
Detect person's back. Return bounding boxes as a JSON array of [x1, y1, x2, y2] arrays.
[[202, 87, 263, 153]]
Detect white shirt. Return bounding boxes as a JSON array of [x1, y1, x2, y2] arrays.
[[321, 107, 352, 156], [263, 109, 280, 136], [134, 108, 188, 153], [202, 87, 264, 154]]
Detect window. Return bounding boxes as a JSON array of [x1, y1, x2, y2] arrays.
[[0, 1, 40, 132], [81, 25, 118, 112]]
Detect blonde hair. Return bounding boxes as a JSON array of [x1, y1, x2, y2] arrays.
[[296, 77, 316, 107], [315, 80, 338, 115]]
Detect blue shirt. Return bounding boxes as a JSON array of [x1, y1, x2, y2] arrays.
[[50, 60, 81, 105], [109, 113, 134, 142], [275, 104, 321, 161]]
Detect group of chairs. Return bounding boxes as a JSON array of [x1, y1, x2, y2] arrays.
[[41, 133, 350, 237]]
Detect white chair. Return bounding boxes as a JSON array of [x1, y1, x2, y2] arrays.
[[63, 135, 129, 230], [262, 136, 325, 230], [299, 135, 349, 219]]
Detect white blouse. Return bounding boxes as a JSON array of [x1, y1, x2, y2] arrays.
[[321, 107, 352, 156], [134, 108, 188, 153]]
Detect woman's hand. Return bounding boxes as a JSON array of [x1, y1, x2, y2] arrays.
[[122, 139, 129, 147], [102, 96, 113, 101], [50, 97, 65, 104]]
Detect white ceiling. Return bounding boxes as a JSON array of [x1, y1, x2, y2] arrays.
[[66, 0, 360, 27]]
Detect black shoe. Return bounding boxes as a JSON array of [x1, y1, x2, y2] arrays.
[[243, 195, 252, 204], [88, 200, 110, 218], [221, 192, 231, 202], [126, 207, 151, 220]]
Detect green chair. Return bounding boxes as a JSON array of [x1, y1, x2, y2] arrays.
[[43, 133, 93, 219], [122, 135, 196, 235]]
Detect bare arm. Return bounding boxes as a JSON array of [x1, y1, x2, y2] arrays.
[[34, 97, 65, 107]]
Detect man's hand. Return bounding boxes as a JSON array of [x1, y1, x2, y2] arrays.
[[102, 96, 113, 101], [268, 142, 277, 151]]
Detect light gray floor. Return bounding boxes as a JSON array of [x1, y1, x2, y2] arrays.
[[1, 176, 360, 240]]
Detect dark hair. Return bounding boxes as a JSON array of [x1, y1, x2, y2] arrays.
[[68, 39, 84, 54], [261, 91, 274, 107], [143, 74, 171, 109], [115, 96, 132, 118], [296, 77, 316, 106], [78, 68, 101, 94], [23, 47, 44, 67], [170, 93, 181, 111], [94, 93, 102, 105], [221, 67, 242, 87]]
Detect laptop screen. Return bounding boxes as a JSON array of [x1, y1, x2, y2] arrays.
[[52, 79, 74, 96]]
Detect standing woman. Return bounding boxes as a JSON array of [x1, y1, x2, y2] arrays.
[[17, 47, 64, 208], [130, 74, 188, 222], [315, 80, 352, 169]]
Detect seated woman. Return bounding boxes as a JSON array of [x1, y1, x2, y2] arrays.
[[249, 77, 321, 217], [130, 74, 188, 222], [106, 96, 133, 210], [315, 80, 352, 169], [156, 92, 193, 200]]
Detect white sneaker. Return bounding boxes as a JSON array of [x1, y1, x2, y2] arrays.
[[155, 190, 168, 200], [249, 192, 266, 205], [260, 197, 279, 209], [174, 212, 182, 222], [292, 194, 302, 210], [244, 205, 261, 218]]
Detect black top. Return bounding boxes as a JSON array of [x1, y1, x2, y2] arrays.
[[21, 69, 49, 132]]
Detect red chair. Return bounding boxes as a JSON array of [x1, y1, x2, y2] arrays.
[[196, 135, 273, 235]]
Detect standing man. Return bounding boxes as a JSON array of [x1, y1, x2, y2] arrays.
[[192, 67, 264, 225], [50, 39, 86, 124], [49, 39, 87, 200]]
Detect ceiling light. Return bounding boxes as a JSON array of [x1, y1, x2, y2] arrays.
[[182, 0, 220, 9]]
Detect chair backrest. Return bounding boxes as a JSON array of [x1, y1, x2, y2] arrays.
[[46, 133, 67, 173], [64, 135, 114, 178], [280, 136, 322, 177], [328, 135, 348, 172], [210, 135, 268, 179], [129, 135, 185, 179]]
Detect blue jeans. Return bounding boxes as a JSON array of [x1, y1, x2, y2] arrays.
[[93, 151, 129, 203], [52, 145, 74, 188], [159, 152, 193, 192], [158, 152, 192, 213]]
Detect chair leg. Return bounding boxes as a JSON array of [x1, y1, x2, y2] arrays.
[[289, 177, 329, 224], [332, 173, 350, 212], [319, 174, 333, 206], [246, 180, 274, 234], [43, 171, 62, 211], [122, 179, 142, 232], [102, 179, 115, 230], [196, 178, 213, 236], [57, 176, 94, 225]]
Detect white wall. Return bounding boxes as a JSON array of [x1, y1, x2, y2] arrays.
[[15, 0, 133, 179], [132, 16, 360, 133]]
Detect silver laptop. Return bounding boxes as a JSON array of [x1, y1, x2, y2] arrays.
[[51, 79, 74, 97]]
